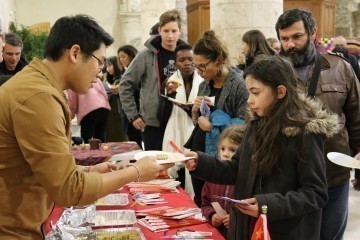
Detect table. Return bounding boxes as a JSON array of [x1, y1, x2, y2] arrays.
[[45, 187, 225, 240], [72, 141, 140, 166]]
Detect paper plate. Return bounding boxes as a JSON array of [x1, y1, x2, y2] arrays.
[[327, 152, 360, 169], [134, 151, 193, 164]]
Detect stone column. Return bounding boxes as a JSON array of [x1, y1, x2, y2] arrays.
[[210, 0, 283, 65], [140, 0, 177, 48], [0, 0, 15, 32], [118, 0, 142, 51]]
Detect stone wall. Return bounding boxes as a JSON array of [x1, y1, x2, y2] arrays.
[[0, 0, 15, 32], [336, 0, 360, 36], [210, 0, 283, 65]]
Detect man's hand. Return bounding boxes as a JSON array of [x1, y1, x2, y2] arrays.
[[90, 162, 117, 173], [352, 152, 360, 191], [134, 156, 174, 182], [132, 117, 145, 131]]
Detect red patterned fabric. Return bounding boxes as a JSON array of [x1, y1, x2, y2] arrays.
[[72, 142, 140, 166]]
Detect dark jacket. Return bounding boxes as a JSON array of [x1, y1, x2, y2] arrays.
[[191, 96, 339, 240], [296, 53, 360, 186], [0, 53, 28, 76], [201, 182, 234, 237], [119, 35, 186, 127], [184, 68, 248, 148], [197, 68, 248, 119]]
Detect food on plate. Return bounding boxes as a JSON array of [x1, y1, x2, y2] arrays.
[[96, 230, 141, 240], [156, 154, 169, 160]]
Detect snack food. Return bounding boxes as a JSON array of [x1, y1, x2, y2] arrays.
[[156, 154, 169, 160], [96, 230, 141, 240], [169, 80, 182, 87]]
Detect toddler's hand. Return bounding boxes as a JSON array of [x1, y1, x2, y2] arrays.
[[211, 214, 224, 228]]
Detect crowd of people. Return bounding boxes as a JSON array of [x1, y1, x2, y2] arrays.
[[0, 7, 359, 240]]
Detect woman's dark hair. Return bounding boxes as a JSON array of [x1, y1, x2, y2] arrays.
[[244, 55, 316, 175], [242, 30, 275, 58], [106, 56, 122, 84], [117, 45, 138, 62], [275, 9, 316, 40], [193, 30, 229, 65], [44, 14, 114, 61], [174, 43, 192, 57]]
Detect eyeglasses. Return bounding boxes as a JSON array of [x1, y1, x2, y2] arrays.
[[192, 59, 213, 73], [81, 47, 105, 72]]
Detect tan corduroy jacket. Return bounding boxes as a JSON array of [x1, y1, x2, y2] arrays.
[[0, 58, 102, 239]]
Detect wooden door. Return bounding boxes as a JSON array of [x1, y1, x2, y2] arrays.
[[284, 0, 336, 38], [186, 0, 210, 45]]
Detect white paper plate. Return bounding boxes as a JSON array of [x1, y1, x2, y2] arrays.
[[134, 151, 193, 164], [327, 152, 360, 169]]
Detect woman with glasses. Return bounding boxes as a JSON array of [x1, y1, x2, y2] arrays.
[[104, 56, 128, 142], [184, 30, 248, 207]]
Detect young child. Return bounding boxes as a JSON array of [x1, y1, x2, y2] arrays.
[[185, 55, 339, 239], [201, 125, 245, 238]]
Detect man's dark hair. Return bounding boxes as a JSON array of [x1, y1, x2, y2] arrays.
[[5, 33, 23, 48], [117, 45, 138, 62], [275, 9, 316, 40], [174, 43, 192, 56], [44, 14, 114, 61], [149, 22, 159, 36]]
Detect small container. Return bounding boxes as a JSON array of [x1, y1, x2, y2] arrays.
[[94, 227, 146, 240], [93, 210, 137, 228], [95, 193, 129, 206]]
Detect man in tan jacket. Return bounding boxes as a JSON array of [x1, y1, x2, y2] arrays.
[[0, 15, 170, 239]]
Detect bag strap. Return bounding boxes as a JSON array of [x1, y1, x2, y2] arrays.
[[307, 51, 323, 99]]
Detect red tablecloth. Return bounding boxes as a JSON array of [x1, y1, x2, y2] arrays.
[[72, 142, 140, 166], [45, 187, 225, 240]]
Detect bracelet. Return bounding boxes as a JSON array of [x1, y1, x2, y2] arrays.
[[128, 164, 140, 182]]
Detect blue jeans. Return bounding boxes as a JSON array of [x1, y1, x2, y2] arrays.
[[320, 182, 349, 240]]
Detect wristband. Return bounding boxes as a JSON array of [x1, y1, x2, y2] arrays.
[[128, 164, 140, 182]]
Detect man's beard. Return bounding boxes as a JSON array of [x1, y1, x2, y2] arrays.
[[280, 38, 316, 67]]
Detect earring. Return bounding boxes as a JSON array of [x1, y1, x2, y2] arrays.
[[216, 68, 222, 77]]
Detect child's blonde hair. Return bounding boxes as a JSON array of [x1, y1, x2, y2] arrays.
[[218, 125, 246, 146]]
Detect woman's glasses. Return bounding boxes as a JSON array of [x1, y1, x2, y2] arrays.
[[192, 59, 213, 73]]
